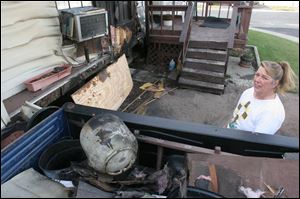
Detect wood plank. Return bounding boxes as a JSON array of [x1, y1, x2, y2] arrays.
[[185, 58, 225, 73], [71, 54, 133, 110], [181, 68, 225, 84], [75, 180, 114, 198], [148, 5, 187, 12], [136, 134, 238, 156], [189, 40, 228, 50], [150, 29, 181, 36], [182, 67, 224, 78], [187, 48, 227, 61]]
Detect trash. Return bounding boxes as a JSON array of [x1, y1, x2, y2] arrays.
[[195, 175, 211, 190], [55, 180, 75, 189], [274, 187, 285, 198], [169, 59, 176, 71], [147, 164, 171, 194], [38, 139, 86, 180], [80, 114, 138, 175], [263, 183, 286, 198], [154, 81, 164, 99], [75, 180, 114, 198], [139, 82, 165, 92], [20, 101, 42, 121], [239, 186, 265, 198], [1, 168, 69, 198]]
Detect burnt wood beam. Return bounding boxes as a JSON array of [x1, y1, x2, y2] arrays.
[[149, 34, 180, 44], [150, 29, 181, 36], [145, 1, 149, 47], [148, 5, 188, 11]]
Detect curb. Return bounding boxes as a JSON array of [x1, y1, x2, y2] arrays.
[[250, 27, 299, 43]]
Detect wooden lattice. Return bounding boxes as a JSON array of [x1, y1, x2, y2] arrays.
[[147, 43, 181, 69]]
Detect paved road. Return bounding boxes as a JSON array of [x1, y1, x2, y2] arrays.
[[207, 8, 299, 38], [250, 9, 299, 38]]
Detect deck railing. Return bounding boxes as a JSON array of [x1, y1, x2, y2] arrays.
[[145, 1, 253, 65], [195, 1, 238, 19], [195, 1, 253, 48], [146, 1, 188, 43], [179, 2, 194, 63]]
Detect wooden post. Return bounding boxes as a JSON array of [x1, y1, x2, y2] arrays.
[[172, 7, 174, 31], [160, 8, 163, 33], [227, 5, 238, 48], [156, 146, 164, 170], [227, 4, 230, 19], [145, 1, 149, 48], [205, 2, 208, 17]]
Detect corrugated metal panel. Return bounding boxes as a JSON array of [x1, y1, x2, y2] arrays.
[[1, 1, 66, 100], [1, 108, 70, 183]]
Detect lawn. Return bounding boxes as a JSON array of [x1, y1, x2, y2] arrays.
[[247, 30, 299, 77]]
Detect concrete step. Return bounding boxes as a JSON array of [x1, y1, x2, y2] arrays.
[[181, 67, 225, 84], [178, 77, 224, 95], [189, 40, 228, 50], [186, 48, 227, 61], [185, 58, 226, 73]]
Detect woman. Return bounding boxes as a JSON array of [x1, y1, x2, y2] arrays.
[[228, 61, 297, 135]]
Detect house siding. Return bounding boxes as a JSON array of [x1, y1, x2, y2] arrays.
[[1, 1, 66, 100]]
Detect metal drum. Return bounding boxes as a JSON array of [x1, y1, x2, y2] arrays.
[[80, 114, 138, 175]]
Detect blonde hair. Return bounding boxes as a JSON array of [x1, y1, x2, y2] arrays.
[[261, 61, 297, 94]]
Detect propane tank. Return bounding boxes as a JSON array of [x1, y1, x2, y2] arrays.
[[80, 114, 138, 175]]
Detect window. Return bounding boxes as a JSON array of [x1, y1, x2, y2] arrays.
[[56, 1, 92, 10]]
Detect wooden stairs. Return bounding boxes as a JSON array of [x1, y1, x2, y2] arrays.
[[178, 40, 228, 95]]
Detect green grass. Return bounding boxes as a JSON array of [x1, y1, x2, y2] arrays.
[[248, 30, 299, 77], [269, 6, 298, 11]]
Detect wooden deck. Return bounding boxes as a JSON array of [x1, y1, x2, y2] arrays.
[[150, 18, 230, 43], [190, 20, 230, 42]]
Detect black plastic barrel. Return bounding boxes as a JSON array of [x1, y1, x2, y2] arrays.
[[38, 139, 86, 180], [168, 186, 225, 198]]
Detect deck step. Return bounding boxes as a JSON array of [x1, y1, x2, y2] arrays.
[[178, 77, 224, 95], [181, 67, 225, 84], [186, 48, 227, 61], [189, 40, 228, 50], [185, 58, 226, 73]]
